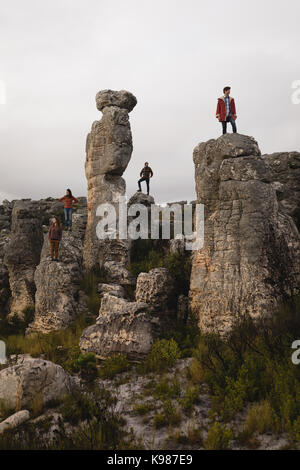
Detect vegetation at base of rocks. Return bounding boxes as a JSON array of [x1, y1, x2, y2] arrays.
[[2, 314, 93, 369], [138, 339, 181, 374], [64, 347, 98, 381], [80, 267, 107, 316], [153, 399, 182, 429], [98, 353, 131, 379], [133, 401, 156, 416], [178, 385, 201, 414], [0, 305, 35, 336], [160, 314, 200, 358], [152, 377, 181, 401], [188, 294, 300, 443], [0, 389, 142, 450], [172, 426, 203, 447], [129, 239, 191, 296], [203, 422, 233, 450]]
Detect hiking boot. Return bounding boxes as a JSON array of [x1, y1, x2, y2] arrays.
[[137, 189, 141, 192]]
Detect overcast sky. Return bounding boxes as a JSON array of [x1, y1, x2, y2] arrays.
[[0, 0, 299, 205]]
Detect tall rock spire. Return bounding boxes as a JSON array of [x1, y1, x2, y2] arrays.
[[83, 89, 137, 271]]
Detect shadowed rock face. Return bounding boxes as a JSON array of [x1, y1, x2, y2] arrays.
[[189, 134, 300, 335], [3, 201, 43, 319], [83, 89, 137, 272]]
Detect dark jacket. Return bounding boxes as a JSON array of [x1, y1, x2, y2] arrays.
[[49, 225, 62, 241], [140, 166, 153, 178]]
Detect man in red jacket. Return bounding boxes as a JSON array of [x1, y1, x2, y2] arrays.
[[216, 86, 237, 135]]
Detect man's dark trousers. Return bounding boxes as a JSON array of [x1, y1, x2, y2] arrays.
[[222, 116, 237, 134], [138, 177, 150, 194]]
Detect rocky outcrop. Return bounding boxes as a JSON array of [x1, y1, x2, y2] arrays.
[[0, 410, 30, 434], [3, 201, 43, 320], [80, 293, 159, 360], [189, 134, 300, 335], [83, 89, 137, 272], [136, 268, 175, 313], [0, 355, 74, 410], [262, 152, 300, 229], [27, 213, 87, 334]]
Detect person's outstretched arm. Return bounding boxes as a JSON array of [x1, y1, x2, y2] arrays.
[[58, 196, 65, 202]]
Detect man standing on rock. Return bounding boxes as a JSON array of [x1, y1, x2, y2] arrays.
[[137, 162, 153, 195], [216, 86, 237, 135]]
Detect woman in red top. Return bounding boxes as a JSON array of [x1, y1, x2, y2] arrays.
[[59, 188, 79, 231]]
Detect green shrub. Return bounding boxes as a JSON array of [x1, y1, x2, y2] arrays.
[[204, 422, 233, 450], [140, 339, 181, 374], [153, 377, 181, 400], [153, 399, 182, 429], [80, 267, 107, 316], [245, 400, 275, 435], [190, 294, 300, 439], [98, 353, 131, 379], [179, 385, 201, 414], [133, 401, 156, 416], [64, 347, 98, 380]]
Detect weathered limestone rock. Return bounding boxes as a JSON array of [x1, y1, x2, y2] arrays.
[[27, 213, 87, 334], [0, 262, 10, 316], [189, 134, 300, 335], [98, 283, 126, 299], [0, 410, 30, 434], [262, 152, 300, 228], [3, 201, 43, 319], [0, 355, 74, 410], [83, 89, 137, 272], [80, 293, 159, 360], [135, 268, 175, 312], [128, 192, 155, 208], [103, 260, 136, 287]]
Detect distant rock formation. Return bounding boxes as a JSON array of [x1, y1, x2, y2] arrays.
[[83, 89, 137, 273], [4, 201, 43, 320], [189, 134, 300, 335]]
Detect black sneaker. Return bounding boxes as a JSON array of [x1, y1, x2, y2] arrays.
[[137, 189, 141, 192]]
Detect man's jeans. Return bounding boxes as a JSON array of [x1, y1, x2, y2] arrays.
[[138, 177, 150, 194], [222, 115, 237, 134], [64, 208, 73, 228]]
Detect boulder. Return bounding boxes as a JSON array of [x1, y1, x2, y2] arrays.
[[0, 356, 74, 410], [0, 410, 30, 434], [80, 293, 160, 360], [135, 268, 176, 312], [98, 283, 126, 299]]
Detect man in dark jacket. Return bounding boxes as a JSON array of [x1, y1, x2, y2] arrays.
[[216, 86, 237, 135], [137, 162, 153, 195]]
